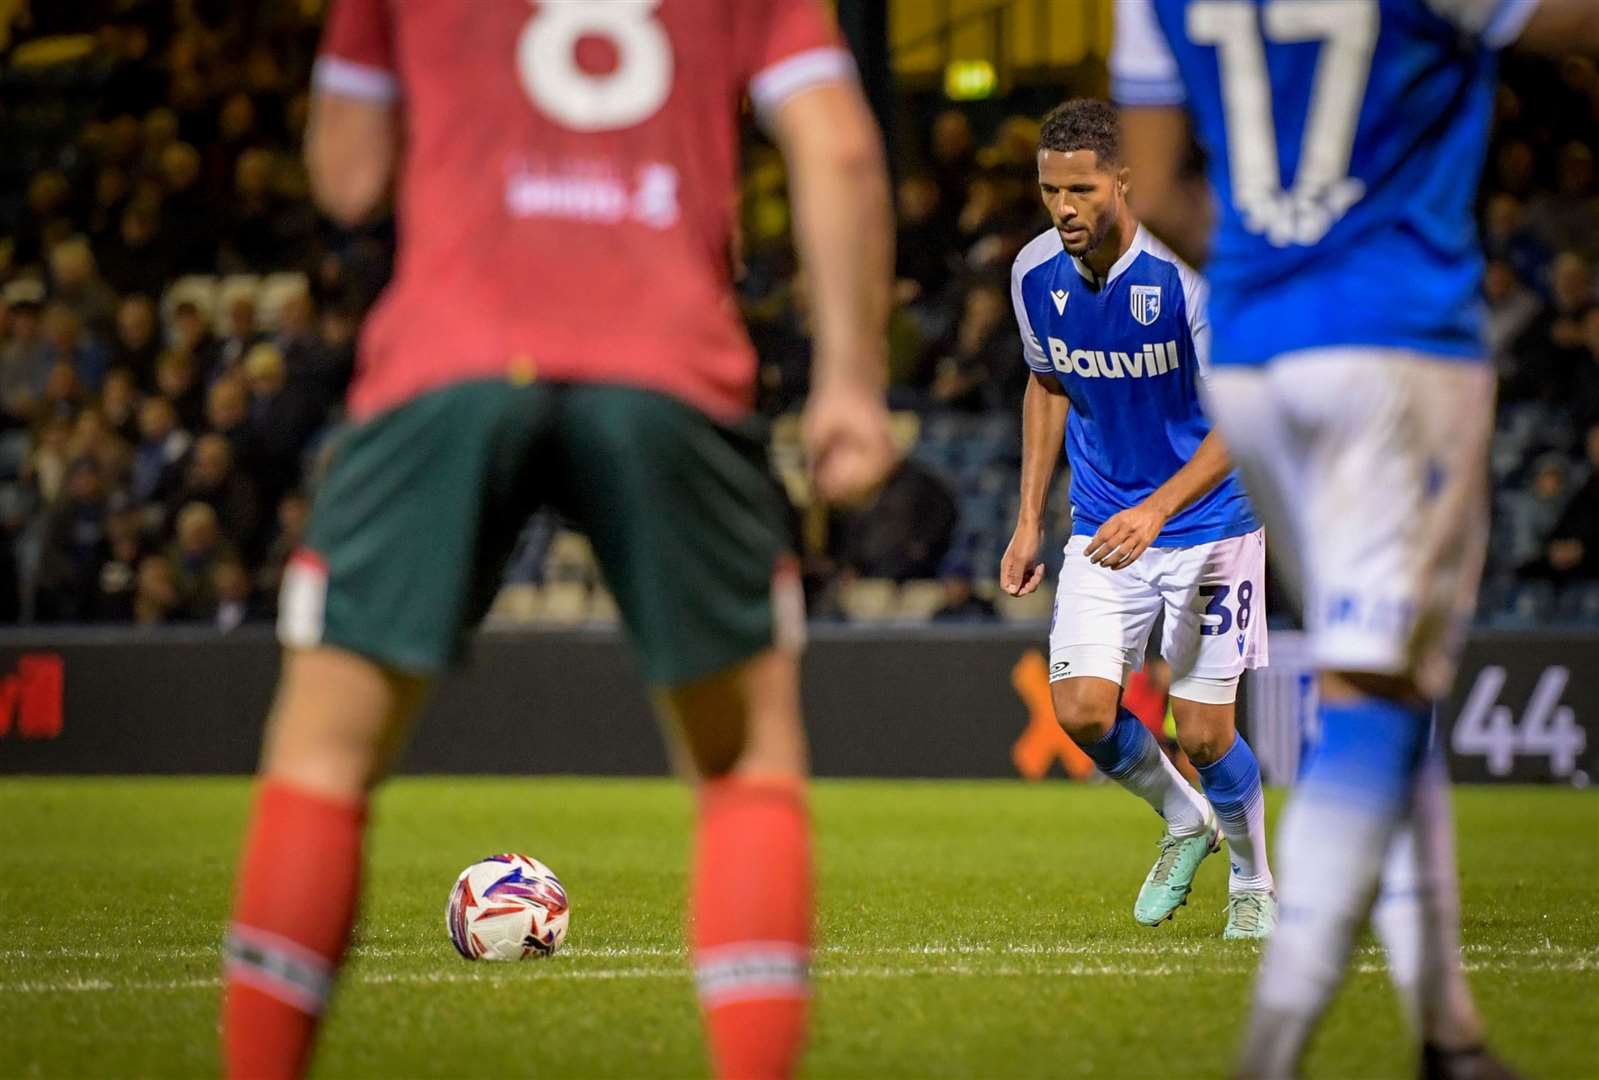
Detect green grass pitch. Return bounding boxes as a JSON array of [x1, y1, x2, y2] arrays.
[[1, 777, 1594, 1078]]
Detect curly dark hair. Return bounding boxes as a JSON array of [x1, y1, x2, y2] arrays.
[[1038, 98, 1120, 166]]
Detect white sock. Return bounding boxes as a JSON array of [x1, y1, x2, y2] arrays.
[[1080, 710, 1211, 838], [1194, 735, 1274, 893], [1225, 791, 1273, 893], [1237, 792, 1398, 1078], [1371, 753, 1484, 1052]]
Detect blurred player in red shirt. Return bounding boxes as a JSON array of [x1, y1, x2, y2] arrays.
[[220, 3, 894, 1077]]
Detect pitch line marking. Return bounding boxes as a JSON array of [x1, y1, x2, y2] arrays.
[[1, 957, 1592, 995]]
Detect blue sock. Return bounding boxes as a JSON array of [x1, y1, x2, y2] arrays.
[[1078, 708, 1156, 779], [1302, 698, 1433, 812], [1078, 709, 1211, 835], [1197, 736, 1272, 890]]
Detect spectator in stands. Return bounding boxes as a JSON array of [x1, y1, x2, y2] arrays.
[[156, 349, 206, 431], [167, 501, 233, 620], [133, 552, 181, 626], [212, 555, 261, 632], [39, 357, 86, 426], [926, 282, 1022, 412], [170, 299, 221, 375], [130, 396, 192, 506], [1524, 425, 1599, 584], [1484, 259, 1541, 375], [17, 170, 71, 266], [87, 166, 131, 245], [110, 294, 161, 388], [98, 203, 176, 299], [99, 368, 140, 445], [931, 567, 997, 623], [47, 238, 119, 343], [834, 459, 958, 582], [243, 343, 322, 501], [272, 287, 320, 376], [1527, 140, 1599, 259], [928, 110, 977, 227], [170, 433, 262, 557], [1505, 251, 1595, 406], [34, 457, 110, 622], [0, 290, 51, 428], [96, 494, 146, 622], [895, 174, 954, 305], [159, 142, 216, 273], [1509, 452, 1580, 573], [1483, 192, 1548, 286], [43, 304, 108, 394], [222, 149, 310, 274], [205, 373, 262, 472], [216, 294, 264, 375], [256, 490, 308, 609]]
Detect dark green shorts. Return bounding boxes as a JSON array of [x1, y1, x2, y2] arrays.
[[277, 381, 795, 686]]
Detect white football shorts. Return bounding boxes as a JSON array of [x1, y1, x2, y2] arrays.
[[1204, 348, 1492, 700], [1048, 527, 1269, 704]]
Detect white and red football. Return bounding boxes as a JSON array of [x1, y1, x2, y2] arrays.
[[445, 854, 570, 961]]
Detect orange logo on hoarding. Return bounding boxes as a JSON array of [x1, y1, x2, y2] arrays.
[[0, 653, 64, 739], [1010, 649, 1093, 781]]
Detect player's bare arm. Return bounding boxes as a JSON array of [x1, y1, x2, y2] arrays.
[[1515, 0, 1599, 53], [1119, 106, 1211, 269], [1002, 372, 1069, 596], [769, 81, 896, 506], [1084, 428, 1233, 570], [305, 91, 397, 227]]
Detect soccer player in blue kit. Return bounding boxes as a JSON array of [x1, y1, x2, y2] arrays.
[[1001, 99, 1275, 941], [1110, 0, 1599, 1075]]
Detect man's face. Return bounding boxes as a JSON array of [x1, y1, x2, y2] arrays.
[[1038, 148, 1125, 261]]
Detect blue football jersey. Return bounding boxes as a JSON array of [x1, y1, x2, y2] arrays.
[[1010, 225, 1259, 546], [1110, 0, 1538, 367]]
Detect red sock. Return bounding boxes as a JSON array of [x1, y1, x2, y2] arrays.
[[222, 779, 366, 1080], [692, 777, 812, 1080]]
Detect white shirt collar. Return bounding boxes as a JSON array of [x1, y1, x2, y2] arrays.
[[1070, 223, 1147, 288]]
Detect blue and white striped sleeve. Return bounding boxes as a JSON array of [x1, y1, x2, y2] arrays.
[[1110, 0, 1186, 107], [1177, 261, 1211, 377]]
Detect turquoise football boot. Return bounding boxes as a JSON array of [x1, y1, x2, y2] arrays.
[[1133, 806, 1221, 926], [1223, 889, 1279, 941]]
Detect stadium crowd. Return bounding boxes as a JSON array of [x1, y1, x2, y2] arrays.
[[0, 3, 1595, 627]]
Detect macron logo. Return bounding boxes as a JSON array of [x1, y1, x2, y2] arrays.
[[1046, 337, 1181, 379], [1051, 289, 1069, 315]]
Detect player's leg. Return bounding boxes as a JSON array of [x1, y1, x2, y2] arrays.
[[552, 385, 809, 1080], [223, 648, 428, 1080], [222, 383, 548, 1080], [1209, 353, 1495, 1078], [1048, 540, 1217, 925], [1161, 529, 1275, 938]]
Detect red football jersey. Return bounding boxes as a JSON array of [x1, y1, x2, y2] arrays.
[[315, 0, 851, 422]]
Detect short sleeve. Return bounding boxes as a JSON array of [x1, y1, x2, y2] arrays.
[[1011, 260, 1051, 375], [1110, 0, 1186, 107], [1422, 0, 1541, 47], [1178, 263, 1211, 376], [313, 0, 399, 103], [739, 0, 858, 125]]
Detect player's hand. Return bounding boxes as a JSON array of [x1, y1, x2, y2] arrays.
[[1001, 520, 1046, 596], [1085, 503, 1166, 570], [802, 376, 895, 506]]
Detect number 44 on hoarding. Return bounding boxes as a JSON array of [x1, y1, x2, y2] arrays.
[[1452, 666, 1587, 778]]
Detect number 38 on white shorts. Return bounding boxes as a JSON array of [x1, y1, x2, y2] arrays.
[[1048, 528, 1269, 705]]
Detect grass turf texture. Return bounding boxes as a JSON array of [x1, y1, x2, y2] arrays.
[[1, 779, 1594, 1079]]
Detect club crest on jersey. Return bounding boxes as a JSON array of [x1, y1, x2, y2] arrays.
[[1130, 285, 1161, 326]]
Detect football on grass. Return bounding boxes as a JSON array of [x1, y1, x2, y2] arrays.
[[446, 854, 570, 961]]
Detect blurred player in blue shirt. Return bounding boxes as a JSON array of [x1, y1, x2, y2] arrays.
[[1001, 99, 1275, 942], [1112, 0, 1599, 1075]]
